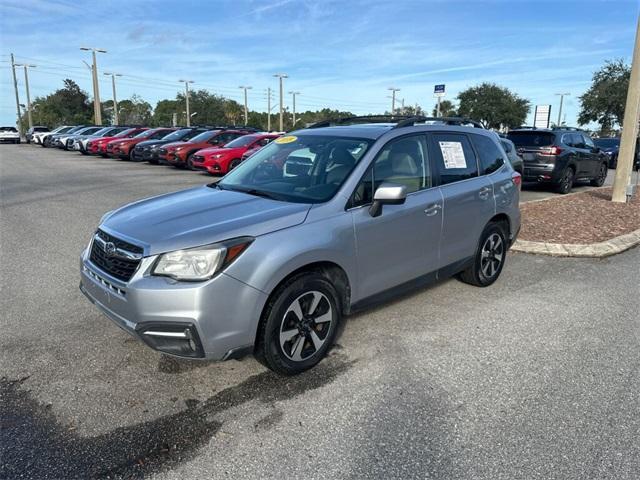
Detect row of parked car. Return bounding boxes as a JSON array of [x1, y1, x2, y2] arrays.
[[26, 124, 283, 175], [12, 120, 639, 194]]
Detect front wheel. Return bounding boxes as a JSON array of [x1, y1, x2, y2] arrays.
[[590, 163, 607, 187], [255, 272, 341, 375], [186, 153, 196, 170], [459, 223, 507, 287], [228, 158, 241, 171]]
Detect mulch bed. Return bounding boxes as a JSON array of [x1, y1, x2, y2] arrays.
[[519, 187, 640, 244]]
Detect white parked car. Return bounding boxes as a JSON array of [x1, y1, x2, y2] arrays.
[[0, 126, 20, 144]]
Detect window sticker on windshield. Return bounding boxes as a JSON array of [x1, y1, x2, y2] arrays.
[[439, 141, 467, 169], [275, 135, 297, 144]]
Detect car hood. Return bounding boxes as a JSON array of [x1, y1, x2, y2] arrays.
[[197, 146, 239, 156], [101, 186, 311, 255], [162, 141, 193, 149]]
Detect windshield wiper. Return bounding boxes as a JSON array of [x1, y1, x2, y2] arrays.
[[208, 183, 283, 201]]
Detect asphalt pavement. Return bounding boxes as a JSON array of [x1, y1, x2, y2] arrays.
[[1, 144, 639, 479]]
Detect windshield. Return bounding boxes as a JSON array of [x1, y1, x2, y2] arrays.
[[594, 138, 619, 148], [189, 130, 219, 143], [92, 127, 114, 136], [114, 128, 137, 138], [224, 135, 259, 148], [507, 131, 555, 147], [55, 126, 74, 134], [218, 134, 373, 203], [134, 129, 161, 138], [160, 129, 194, 142]]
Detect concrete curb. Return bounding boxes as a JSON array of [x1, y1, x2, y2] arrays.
[[511, 228, 640, 258]]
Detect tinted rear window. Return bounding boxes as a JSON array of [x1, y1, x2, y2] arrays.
[[1, 127, 18, 132], [507, 132, 555, 147]]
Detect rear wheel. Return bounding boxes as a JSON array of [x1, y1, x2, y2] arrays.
[[590, 163, 608, 187], [459, 223, 507, 287], [554, 167, 574, 194], [255, 271, 341, 375]]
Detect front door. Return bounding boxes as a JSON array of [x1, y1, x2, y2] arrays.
[[350, 134, 443, 300]]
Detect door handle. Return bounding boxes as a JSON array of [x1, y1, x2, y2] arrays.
[[478, 186, 491, 199], [424, 204, 441, 216]]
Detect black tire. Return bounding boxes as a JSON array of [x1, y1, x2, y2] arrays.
[[255, 271, 341, 375], [459, 223, 507, 287], [15, 139, 21, 144], [590, 163, 608, 187], [609, 155, 618, 169], [186, 153, 196, 170], [228, 158, 241, 171], [554, 167, 574, 194]]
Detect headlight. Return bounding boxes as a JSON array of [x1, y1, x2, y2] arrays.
[[152, 237, 253, 281], [212, 154, 224, 159]]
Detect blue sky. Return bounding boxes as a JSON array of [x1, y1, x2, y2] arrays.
[[1, 0, 638, 127]]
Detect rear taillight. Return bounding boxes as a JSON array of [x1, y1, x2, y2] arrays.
[[550, 146, 562, 155], [512, 171, 522, 189]]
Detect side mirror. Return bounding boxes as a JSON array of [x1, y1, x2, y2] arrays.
[[369, 182, 407, 217]]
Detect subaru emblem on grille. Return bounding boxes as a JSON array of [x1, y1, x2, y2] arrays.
[[105, 242, 116, 255]]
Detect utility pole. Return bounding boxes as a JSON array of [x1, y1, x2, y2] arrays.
[[80, 47, 107, 125], [179, 80, 194, 126], [14, 63, 36, 129], [554, 92, 570, 126], [238, 85, 252, 125], [266, 87, 272, 131], [10, 54, 22, 138], [274, 73, 288, 131], [388, 87, 400, 115], [103, 72, 122, 125], [612, 14, 640, 203], [289, 91, 300, 126]]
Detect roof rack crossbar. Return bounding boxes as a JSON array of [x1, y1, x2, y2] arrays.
[[307, 115, 414, 129], [393, 116, 485, 129]]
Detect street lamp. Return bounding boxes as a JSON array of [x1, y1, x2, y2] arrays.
[[179, 80, 194, 126], [273, 74, 288, 131], [80, 47, 107, 125], [14, 63, 36, 129], [103, 72, 122, 125], [554, 93, 570, 126], [289, 91, 301, 126], [238, 86, 253, 125]]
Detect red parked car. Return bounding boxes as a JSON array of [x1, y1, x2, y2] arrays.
[[158, 129, 257, 169], [191, 133, 280, 175], [88, 127, 148, 157], [106, 128, 175, 160]]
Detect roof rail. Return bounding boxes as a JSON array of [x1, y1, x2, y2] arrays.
[[307, 115, 413, 129], [393, 116, 485, 129], [550, 125, 584, 131]]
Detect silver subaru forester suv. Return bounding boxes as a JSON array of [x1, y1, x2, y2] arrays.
[[80, 116, 521, 375]]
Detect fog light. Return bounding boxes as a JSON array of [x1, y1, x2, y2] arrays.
[[136, 323, 204, 358]]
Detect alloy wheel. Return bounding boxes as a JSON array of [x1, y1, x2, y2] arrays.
[[480, 233, 504, 279], [279, 291, 333, 362]]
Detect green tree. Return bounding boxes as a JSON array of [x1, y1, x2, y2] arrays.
[[152, 99, 180, 126], [432, 100, 457, 117], [578, 59, 630, 133], [457, 83, 530, 129], [19, 79, 92, 128]]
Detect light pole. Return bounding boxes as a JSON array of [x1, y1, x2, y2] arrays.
[[239, 85, 253, 125], [388, 87, 400, 116], [80, 47, 107, 125], [289, 91, 300, 126], [274, 73, 288, 131], [10, 54, 22, 138], [103, 72, 122, 125], [612, 14, 640, 203], [14, 63, 36, 129], [554, 92, 570, 126], [179, 80, 194, 126]]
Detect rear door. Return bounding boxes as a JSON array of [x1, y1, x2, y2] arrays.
[[429, 132, 495, 267]]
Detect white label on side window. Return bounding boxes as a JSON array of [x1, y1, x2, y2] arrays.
[[439, 141, 467, 169]]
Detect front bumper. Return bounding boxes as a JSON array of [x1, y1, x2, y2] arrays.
[[79, 247, 268, 361]]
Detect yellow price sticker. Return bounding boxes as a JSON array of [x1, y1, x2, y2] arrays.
[[274, 135, 298, 144]]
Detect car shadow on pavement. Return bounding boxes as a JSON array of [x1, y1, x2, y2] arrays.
[[0, 354, 355, 479]]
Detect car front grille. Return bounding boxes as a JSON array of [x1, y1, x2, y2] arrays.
[[106, 144, 114, 152], [89, 230, 143, 282], [158, 148, 167, 155]]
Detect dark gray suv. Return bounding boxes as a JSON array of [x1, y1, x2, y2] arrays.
[[80, 116, 521, 374], [507, 127, 608, 194]]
